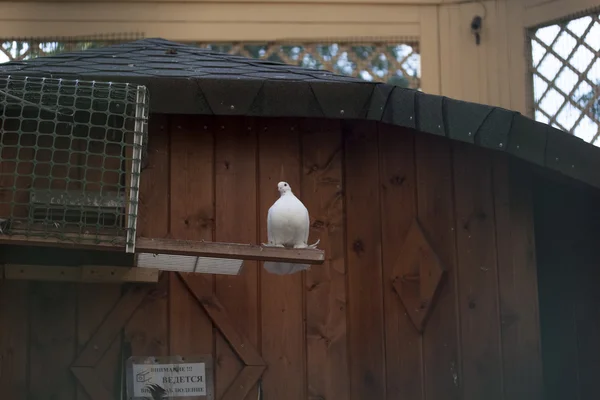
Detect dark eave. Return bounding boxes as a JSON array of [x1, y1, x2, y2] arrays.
[[0, 38, 599, 189]]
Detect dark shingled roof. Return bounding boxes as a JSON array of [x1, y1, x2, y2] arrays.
[[1, 38, 599, 189]]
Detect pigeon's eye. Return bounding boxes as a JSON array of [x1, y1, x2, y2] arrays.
[[284, 183, 288, 187]]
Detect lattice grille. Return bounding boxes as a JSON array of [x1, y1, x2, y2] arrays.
[[194, 41, 421, 89], [528, 10, 600, 145], [1, 37, 421, 89], [1, 32, 145, 62], [0, 76, 148, 252]]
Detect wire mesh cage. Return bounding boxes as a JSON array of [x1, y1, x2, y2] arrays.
[[0, 75, 149, 253]]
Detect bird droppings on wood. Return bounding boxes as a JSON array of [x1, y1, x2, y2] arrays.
[[311, 219, 326, 231], [200, 296, 219, 310]]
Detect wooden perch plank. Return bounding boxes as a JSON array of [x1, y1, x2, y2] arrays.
[[0, 234, 325, 264], [136, 237, 325, 264]]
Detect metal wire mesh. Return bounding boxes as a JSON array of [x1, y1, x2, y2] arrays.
[[0, 76, 149, 252], [527, 9, 600, 145]]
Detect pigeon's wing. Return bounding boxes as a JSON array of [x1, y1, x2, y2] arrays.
[[302, 206, 310, 244], [267, 205, 275, 244]]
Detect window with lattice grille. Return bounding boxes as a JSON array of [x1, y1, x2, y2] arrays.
[[1, 38, 421, 89], [528, 10, 600, 146]]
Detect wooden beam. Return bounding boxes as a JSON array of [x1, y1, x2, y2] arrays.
[[178, 272, 266, 366], [0, 233, 126, 251], [81, 266, 160, 283], [3, 264, 159, 283], [221, 366, 267, 400], [0, 234, 325, 264], [136, 237, 325, 264], [72, 285, 151, 367], [71, 367, 114, 400]]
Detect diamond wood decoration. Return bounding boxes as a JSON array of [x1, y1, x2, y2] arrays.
[[70, 274, 266, 400], [392, 219, 446, 333], [177, 272, 266, 400], [70, 284, 152, 400]]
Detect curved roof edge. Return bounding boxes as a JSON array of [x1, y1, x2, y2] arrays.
[[0, 38, 598, 190]]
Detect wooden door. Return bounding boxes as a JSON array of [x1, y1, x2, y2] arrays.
[[72, 273, 265, 400]]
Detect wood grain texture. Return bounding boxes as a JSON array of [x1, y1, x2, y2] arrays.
[[301, 119, 349, 400], [378, 125, 422, 400], [29, 282, 77, 400], [125, 113, 169, 359], [71, 367, 113, 400], [492, 155, 543, 400], [135, 237, 324, 263], [571, 189, 600, 400], [75, 284, 121, 400], [214, 116, 259, 400], [415, 134, 461, 400], [168, 114, 215, 361], [124, 278, 169, 358], [452, 142, 503, 400], [258, 118, 305, 400], [533, 172, 599, 400], [534, 186, 579, 400], [73, 285, 150, 367], [179, 272, 264, 366], [169, 274, 214, 356], [221, 366, 266, 400], [137, 113, 170, 240], [344, 120, 386, 400], [0, 280, 28, 400]]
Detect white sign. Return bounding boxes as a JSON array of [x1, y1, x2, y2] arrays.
[[132, 362, 206, 398]]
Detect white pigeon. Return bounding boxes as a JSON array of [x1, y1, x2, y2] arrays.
[[262, 181, 319, 275]]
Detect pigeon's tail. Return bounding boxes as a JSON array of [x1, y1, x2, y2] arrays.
[[263, 261, 311, 275]]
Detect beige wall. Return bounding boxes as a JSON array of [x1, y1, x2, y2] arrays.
[[434, 0, 599, 116], [0, 0, 598, 115]]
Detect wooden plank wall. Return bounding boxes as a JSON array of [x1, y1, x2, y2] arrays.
[[0, 114, 544, 400], [533, 172, 600, 400]]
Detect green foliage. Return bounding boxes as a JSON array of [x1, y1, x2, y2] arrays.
[[576, 81, 600, 118]]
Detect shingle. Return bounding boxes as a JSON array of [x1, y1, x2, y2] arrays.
[[0, 37, 599, 190]]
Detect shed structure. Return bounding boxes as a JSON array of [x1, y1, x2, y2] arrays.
[[0, 38, 599, 400]]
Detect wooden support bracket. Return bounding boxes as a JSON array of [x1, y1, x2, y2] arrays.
[[2, 264, 160, 283]]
